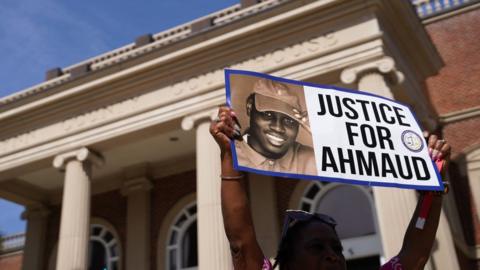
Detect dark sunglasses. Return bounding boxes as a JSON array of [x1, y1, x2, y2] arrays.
[[280, 210, 337, 239]]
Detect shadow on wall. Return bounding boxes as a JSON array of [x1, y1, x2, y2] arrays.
[[448, 158, 475, 245]]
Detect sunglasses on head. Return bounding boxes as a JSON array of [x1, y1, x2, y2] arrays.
[[280, 210, 337, 239]]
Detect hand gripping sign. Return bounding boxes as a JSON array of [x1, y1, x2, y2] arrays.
[[225, 69, 443, 191]]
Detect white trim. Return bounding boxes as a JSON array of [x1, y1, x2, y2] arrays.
[[166, 202, 198, 270], [439, 106, 480, 124]]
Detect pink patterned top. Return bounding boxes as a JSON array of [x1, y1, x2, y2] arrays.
[[261, 257, 403, 269]]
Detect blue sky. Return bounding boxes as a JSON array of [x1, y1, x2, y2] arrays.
[[0, 0, 239, 97], [0, 0, 239, 236]]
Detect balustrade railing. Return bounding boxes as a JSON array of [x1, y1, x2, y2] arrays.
[[0, 233, 25, 254], [412, 0, 479, 18]]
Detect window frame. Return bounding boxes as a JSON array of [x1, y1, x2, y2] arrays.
[[166, 201, 198, 270]]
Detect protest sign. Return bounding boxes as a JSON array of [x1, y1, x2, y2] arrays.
[[225, 69, 443, 191]]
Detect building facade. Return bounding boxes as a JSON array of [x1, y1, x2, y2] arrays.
[[0, 0, 479, 269]]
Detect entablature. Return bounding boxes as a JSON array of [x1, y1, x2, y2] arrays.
[[0, 0, 442, 176]]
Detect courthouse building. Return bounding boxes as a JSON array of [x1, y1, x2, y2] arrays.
[[1, 0, 479, 269]]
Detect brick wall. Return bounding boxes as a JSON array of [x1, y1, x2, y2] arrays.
[[425, 8, 480, 115], [150, 170, 196, 270], [91, 190, 127, 267], [0, 252, 22, 270], [424, 6, 480, 268]]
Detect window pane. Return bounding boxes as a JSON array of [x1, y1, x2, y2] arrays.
[[104, 232, 114, 243], [181, 221, 198, 267], [305, 184, 320, 199], [111, 261, 118, 270], [88, 240, 107, 270], [170, 230, 178, 245], [176, 214, 187, 227], [92, 226, 102, 236], [301, 202, 310, 212], [169, 249, 177, 270], [188, 205, 197, 216]]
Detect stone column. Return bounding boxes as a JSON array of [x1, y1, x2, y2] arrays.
[[182, 110, 233, 270], [341, 57, 459, 269], [342, 57, 410, 259], [121, 172, 152, 270], [53, 147, 104, 270], [21, 205, 49, 270], [248, 174, 279, 259]]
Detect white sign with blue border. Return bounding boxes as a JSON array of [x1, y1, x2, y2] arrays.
[[225, 69, 443, 191]]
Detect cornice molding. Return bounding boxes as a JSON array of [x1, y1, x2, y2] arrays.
[[0, 0, 443, 174], [0, 0, 333, 116], [0, 29, 344, 160], [181, 108, 219, 131], [0, 89, 225, 173]]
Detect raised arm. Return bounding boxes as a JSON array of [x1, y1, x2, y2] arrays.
[[396, 134, 451, 270], [210, 106, 264, 270]]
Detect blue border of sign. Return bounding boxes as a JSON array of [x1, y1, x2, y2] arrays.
[[224, 69, 444, 191]]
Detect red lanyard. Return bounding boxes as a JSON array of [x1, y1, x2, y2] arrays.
[[415, 159, 444, 230]]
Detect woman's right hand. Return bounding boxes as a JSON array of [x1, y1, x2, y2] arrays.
[[209, 106, 238, 155]]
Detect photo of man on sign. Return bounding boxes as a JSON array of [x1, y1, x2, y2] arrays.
[[230, 75, 317, 175], [226, 69, 444, 191]]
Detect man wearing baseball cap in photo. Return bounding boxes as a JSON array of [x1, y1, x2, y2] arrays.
[[235, 78, 317, 175]]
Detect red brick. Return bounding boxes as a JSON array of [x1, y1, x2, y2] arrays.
[[150, 170, 196, 270], [0, 252, 22, 270], [425, 8, 480, 114]]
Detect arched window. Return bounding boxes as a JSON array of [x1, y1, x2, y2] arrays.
[[88, 223, 121, 270], [300, 182, 382, 268], [166, 202, 198, 270], [48, 221, 122, 270]]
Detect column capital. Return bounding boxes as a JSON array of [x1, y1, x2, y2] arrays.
[[181, 108, 218, 131], [53, 147, 104, 170], [21, 204, 50, 220], [340, 57, 404, 86], [121, 177, 153, 196]]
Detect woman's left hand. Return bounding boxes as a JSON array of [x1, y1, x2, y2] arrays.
[[425, 132, 451, 173]]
